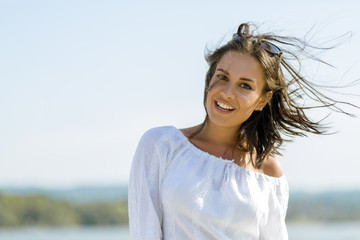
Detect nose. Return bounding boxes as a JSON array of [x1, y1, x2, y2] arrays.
[[221, 82, 235, 99]]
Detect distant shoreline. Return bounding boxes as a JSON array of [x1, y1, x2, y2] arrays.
[[1, 186, 359, 227]]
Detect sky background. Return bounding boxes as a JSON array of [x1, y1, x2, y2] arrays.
[[1, 0, 360, 190]]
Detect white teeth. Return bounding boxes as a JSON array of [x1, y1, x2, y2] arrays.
[[217, 101, 234, 110]]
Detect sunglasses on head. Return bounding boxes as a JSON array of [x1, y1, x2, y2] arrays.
[[232, 33, 282, 56]]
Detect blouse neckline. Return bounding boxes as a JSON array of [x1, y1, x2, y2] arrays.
[[171, 126, 287, 182]]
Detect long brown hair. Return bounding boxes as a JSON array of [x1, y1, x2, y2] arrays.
[[190, 23, 357, 168]]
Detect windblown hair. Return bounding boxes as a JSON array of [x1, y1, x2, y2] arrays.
[[190, 23, 356, 168]]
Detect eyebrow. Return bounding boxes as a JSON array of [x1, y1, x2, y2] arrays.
[[217, 68, 254, 82]]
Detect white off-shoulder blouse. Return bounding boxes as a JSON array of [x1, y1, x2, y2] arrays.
[[128, 126, 289, 240]]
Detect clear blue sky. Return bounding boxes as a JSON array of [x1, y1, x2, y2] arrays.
[[1, 0, 360, 190]]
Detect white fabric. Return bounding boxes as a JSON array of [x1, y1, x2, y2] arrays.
[[128, 126, 289, 240]]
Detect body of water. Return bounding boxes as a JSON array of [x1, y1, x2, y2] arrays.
[[0, 226, 129, 240], [0, 222, 359, 239]]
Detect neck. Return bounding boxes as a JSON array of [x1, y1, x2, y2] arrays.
[[196, 120, 239, 146]]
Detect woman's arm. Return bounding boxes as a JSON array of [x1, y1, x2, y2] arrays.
[[259, 156, 289, 240], [128, 130, 164, 240]]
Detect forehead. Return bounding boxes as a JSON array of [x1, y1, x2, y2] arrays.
[[217, 51, 265, 82]]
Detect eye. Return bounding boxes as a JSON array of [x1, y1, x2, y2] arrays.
[[239, 82, 252, 90], [216, 74, 228, 81]]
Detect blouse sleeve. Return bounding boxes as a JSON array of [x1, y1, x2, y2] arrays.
[[259, 178, 289, 240], [128, 130, 166, 240]]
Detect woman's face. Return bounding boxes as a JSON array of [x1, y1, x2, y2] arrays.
[[206, 51, 271, 130]]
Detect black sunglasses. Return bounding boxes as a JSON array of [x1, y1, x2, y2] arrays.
[[232, 33, 282, 56]]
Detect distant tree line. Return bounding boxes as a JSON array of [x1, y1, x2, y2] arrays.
[[1, 190, 360, 227], [0, 193, 128, 227], [286, 191, 360, 222]]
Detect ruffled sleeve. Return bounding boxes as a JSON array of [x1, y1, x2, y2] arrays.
[[259, 177, 289, 240], [128, 129, 167, 240]]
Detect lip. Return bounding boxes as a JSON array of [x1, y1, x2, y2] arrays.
[[214, 100, 236, 113]]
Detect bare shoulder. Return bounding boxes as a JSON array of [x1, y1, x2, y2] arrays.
[[261, 155, 283, 178]]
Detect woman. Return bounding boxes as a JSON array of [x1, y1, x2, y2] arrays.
[[128, 23, 352, 239]]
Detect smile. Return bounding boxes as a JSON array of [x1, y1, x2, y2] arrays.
[[215, 101, 235, 112]]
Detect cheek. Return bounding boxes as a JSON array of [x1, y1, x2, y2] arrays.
[[205, 87, 221, 111], [236, 94, 261, 109], [206, 85, 219, 101], [205, 91, 213, 109]]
